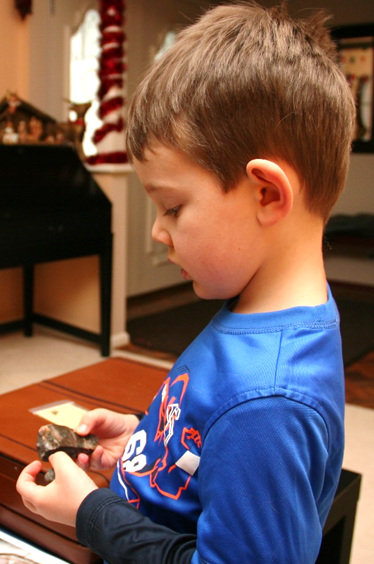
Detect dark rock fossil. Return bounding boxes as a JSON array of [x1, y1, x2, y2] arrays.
[[36, 423, 98, 462]]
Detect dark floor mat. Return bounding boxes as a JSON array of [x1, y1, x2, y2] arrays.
[[127, 297, 374, 367]]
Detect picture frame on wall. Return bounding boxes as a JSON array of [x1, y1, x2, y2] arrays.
[[331, 23, 374, 153]]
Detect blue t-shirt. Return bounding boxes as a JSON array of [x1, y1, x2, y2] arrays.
[[77, 286, 345, 563]]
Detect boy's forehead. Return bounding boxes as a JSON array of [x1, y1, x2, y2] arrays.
[[133, 155, 181, 195], [134, 142, 225, 198], [134, 145, 194, 189], [141, 143, 184, 163]]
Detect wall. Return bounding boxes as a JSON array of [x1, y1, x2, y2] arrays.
[[281, 0, 374, 285], [0, 0, 373, 330], [0, 2, 29, 324], [0, 0, 101, 332], [0, 1, 29, 98], [284, 0, 374, 25], [29, 0, 101, 333], [324, 156, 374, 285], [126, 0, 374, 295], [126, 0, 213, 296]]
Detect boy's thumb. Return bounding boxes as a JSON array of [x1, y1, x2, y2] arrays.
[[48, 450, 76, 477]]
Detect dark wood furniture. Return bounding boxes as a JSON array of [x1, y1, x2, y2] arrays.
[[0, 358, 167, 564], [317, 469, 361, 564], [0, 358, 362, 563], [0, 144, 112, 356]]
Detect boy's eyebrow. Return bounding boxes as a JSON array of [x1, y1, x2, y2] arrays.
[[144, 184, 178, 195]]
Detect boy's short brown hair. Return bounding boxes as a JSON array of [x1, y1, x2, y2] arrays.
[[126, 2, 356, 222]]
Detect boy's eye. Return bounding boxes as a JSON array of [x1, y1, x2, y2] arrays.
[[164, 205, 181, 218]]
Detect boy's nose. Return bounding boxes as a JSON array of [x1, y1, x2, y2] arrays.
[[152, 216, 173, 247]]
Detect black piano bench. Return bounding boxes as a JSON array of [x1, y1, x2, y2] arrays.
[[317, 469, 362, 564], [0, 145, 112, 357]]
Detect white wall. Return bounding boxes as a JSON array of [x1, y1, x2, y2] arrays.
[[305, 0, 374, 286], [324, 155, 374, 286], [126, 0, 374, 292], [335, 155, 374, 215], [125, 0, 213, 296]]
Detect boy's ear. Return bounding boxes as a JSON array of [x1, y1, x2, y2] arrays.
[[246, 159, 293, 227]]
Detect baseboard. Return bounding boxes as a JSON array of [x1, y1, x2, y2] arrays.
[[113, 348, 174, 370], [111, 331, 130, 349]]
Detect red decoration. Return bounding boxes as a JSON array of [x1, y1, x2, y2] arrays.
[[86, 151, 128, 165], [98, 96, 124, 119], [93, 117, 124, 144], [88, 0, 127, 165]]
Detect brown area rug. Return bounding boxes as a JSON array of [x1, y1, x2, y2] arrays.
[[126, 296, 374, 367], [124, 293, 374, 409]]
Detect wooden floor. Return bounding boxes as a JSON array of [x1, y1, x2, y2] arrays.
[[345, 349, 374, 409], [327, 282, 374, 409], [126, 282, 374, 409]]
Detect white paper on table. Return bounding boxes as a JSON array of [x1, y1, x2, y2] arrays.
[[29, 401, 88, 428], [0, 528, 69, 564]]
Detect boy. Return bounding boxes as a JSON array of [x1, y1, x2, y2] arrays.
[[17, 2, 355, 563]]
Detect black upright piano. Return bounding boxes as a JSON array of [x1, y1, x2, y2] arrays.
[[0, 144, 112, 356]]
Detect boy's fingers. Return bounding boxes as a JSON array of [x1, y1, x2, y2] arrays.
[[89, 445, 105, 467], [75, 422, 90, 435], [48, 450, 76, 476], [22, 460, 42, 480], [77, 445, 104, 470], [76, 452, 90, 471], [21, 497, 40, 515], [75, 408, 106, 435], [16, 460, 42, 494], [16, 461, 45, 513]]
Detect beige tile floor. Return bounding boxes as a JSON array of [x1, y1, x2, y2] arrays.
[[0, 326, 371, 563]]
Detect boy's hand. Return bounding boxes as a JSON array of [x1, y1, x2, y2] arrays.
[[16, 452, 98, 527], [74, 409, 140, 471]]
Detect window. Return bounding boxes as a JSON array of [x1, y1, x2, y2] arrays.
[[70, 8, 101, 157]]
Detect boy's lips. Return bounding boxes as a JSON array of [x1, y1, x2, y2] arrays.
[[168, 259, 191, 281], [181, 268, 191, 280]]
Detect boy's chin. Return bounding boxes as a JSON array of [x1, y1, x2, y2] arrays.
[[192, 282, 228, 301], [192, 282, 210, 300]]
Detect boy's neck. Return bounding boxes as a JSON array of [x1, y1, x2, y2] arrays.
[[234, 220, 328, 314]]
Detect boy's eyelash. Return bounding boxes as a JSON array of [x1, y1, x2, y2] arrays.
[[164, 205, 181, 218]]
